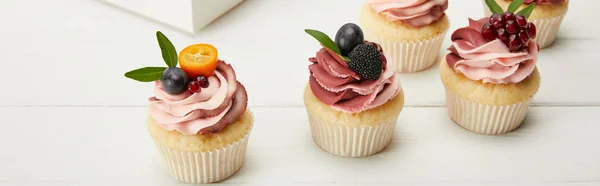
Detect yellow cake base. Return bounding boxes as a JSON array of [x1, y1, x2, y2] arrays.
[[439, 54, 541, 105], [490, 0, 569, 20], [303, 84, 404, 128], [147, 110, 253, 152], [359, 3, 449, 41]]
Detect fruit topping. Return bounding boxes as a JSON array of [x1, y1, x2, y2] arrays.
[[305, 24, 384, 80], [483, 12, 536, 51], [482, 0, 537, 52], [525, 22, 536, 39], [348, 43, 383, 80], [515, 14, 528, 27], [123, 31, 221, 96], [161, 67, 189, 95], [179, 44, 219, 78], [188, 81, 201, 93], [197, 76, 209, 88], [335, 23, 364, 56]]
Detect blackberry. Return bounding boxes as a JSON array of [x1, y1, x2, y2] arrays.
[[348, 43, 383, 80]]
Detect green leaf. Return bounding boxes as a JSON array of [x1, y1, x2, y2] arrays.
[[124, 67, 166, 82], [340, 55, 350, 61], [516, 2, 536, 18], [156, 31, 178, 67], [485, 0, 504, 14], [304, 29, 351, 61], [507, 0, 524, 12], [304, 29, 341, 55]]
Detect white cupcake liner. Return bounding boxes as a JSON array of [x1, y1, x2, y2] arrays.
[[307, 112, 397, 157], [482, 1, 567, 49], [365, 31, 447, 73], [530, 14, 566, 48], [153, 132, 251, 184], [445, 88, 533, 135]]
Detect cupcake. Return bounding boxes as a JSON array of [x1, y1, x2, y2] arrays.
[[304, 23, 404, 157], [483, 0, 569, 48], [440, 3, 541, 135], [125, 31, 252, 183], [360, 0, 450, 73]]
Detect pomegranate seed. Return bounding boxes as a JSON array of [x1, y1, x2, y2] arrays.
[[490, 14, 502, 24], [518, 31, 530, 44], [483, 22, 492, 30], [197, 76, 209, 88], [492, 20, 504, 29], [482, 12, 536, 51], [526, 22, 537, 39], [515, 14, 528, 27], [508, 34, 522, 51], [188, 81, 201, 93], [497, 28, 508, 42], [503, 12, 515, 21], [506, 20, 519, 34], [482, 29, 497, 41]]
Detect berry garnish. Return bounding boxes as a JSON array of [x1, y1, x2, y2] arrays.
[[179, 44, 219, 78], [508, 34, 522, 51], [482, 0, 537, 51], [197, 76, 209, 88], [306, 25, 383, 79], [161, 67, 189, 95], [123, 31, 221, 96], [515, 14, 528, 27], [506, 20, 518, 34], [348, 43, 383, 80], [305, 28, 350, 61], [482, 23, 497, 41], [526, 22, 536, 39], [188, 81, 201, 93], [335, 23, 364, 56], [503, 12, 515, 21]]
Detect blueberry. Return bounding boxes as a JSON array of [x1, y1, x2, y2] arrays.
[[161, 67, 188, 95], [335, 23, 364, 56]]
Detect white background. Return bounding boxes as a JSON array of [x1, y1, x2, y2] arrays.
[[0, 0, 599, 185]]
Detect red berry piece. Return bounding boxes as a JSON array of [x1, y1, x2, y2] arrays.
[[481, 12, 536, 51], [526, 22, 537, 39], [518, 31, 530, 44], [492, 20, 504, 29], [490, 14, 502, 24], [497, 28, 508, 42], [188, 81, 201, 93], [482, 23, 498, 41], [197, 76, 209, 88], [508, 34, 522, 51], [515, 14, 528, 28], [502, 12, 515, 21], [490, 14, 504, 28], [506, 20, 519, 34]]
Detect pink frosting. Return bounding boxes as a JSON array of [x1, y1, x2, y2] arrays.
[[368, 0, 448, 28], [446, 18, 538, 84], [148, 61, 248, 135], [522, 0, 566, 5], [308, 42, 402, 114]]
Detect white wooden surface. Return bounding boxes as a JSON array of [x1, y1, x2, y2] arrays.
[[0, 0, 598, 185]]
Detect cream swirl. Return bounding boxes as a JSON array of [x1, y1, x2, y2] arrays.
[[148, 61, 248, 135], [368, 0, 448, 28], [446, 18, 538, 84], [308, 43, 402, 113]]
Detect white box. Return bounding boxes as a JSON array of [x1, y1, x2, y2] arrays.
[[101, 0, 244, 34]]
